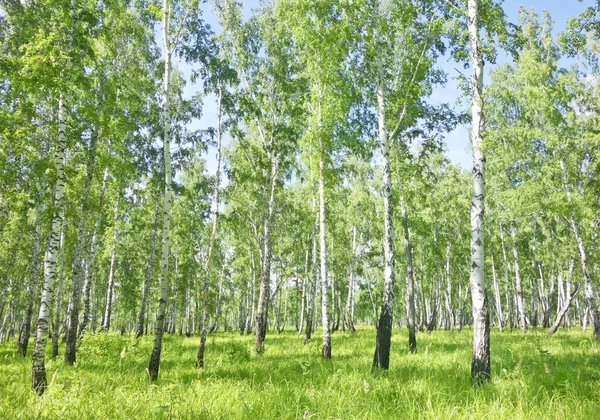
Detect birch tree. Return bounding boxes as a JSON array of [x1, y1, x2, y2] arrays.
[[215, 0, 305, 353], [148, 0, 211, 381], [354, 0, 447, 366], [465, 0, 491, 384], [279, 0, 358, 359]]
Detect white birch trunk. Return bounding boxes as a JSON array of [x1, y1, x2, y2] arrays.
[[65, 130, 98, 364], [345, 226, 357, 333], [467, 0, 490, 384], [401, 195, 416, 352], [198, 87, 223, 367], [298, 244, 308, 334], [238, 268, 246, 335], [304, 210, 318, 344], [254, 157, 278, 352], [148, 0, 173, 380], [559, 159, 600, 338], [373, 71, 395, 368], [52, 220, 65, 359], [185, 257, 192, 337], [318, 148, 331, 359], [499, 223, 513, 331], [32, 97, 67, 394], [136, 182, 160, 338], [444, 242, 454, 328], [17, 186, 45, 357], [509, 225, 527, 333], [549, 280, 579, 335], [247, 249, 256, 335], [100, 196, 120, 332], [491, 253, 504, 331], [79, 167, 108, 338]]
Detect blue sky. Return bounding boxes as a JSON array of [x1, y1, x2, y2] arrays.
[[185, 0, 595, 175]]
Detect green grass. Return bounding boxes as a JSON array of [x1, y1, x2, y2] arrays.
[[1, 327, 599, 419]]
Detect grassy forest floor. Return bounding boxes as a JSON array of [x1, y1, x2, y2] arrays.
[[1, 327, 599, 419]]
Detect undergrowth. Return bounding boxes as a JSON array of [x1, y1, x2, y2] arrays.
[[1, 327, 599, 419]]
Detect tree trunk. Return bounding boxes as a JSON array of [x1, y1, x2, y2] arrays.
[[304, 214, 318, 344], [100, 196, 120, 332], [64, 130, 98, 365], [211, 274, 223, 333], [17, 188, 44, 357], [571, 217, 599, 338], [427, 229, 440, 333], [32, 96, 67, 395], [491, 253, 504, 331], [169, 291, 176, 334], [91, 281, 99, 333], [298, 244, 308, 334], [198, 87, 223, 367], [79, 167, 108, 339], [254, 157, 278, 352], [368, 281, 378, 328], [538, 262, 551, 328], [529, 220, 539, 328], [137, 183, 160, 338], [373, 73, 395, 368], [468, 0, 490, 384], [444, 242, 454, 329], [427, 266, 440, 333], [238, 268, 246, 335], [559, 158, 599, 338], [548, 283, 579, 335], [330, 270, 336, 333], [51, 226, 65, 359], [400, 195, 416, 353], [0, 293, 7, 342], [185, 257, 192, 337], [246, 249, 256, 335], [499, 223, 513, 331], [346, 226, 357, 333], [148, 1, 173, 380], [318, 150, 331, 359], [168, 264, 177, 334], [509, 225, 527, 333]]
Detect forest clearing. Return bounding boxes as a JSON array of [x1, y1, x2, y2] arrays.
[[2, 0, 600, 417], [1, 328, 599, 419]]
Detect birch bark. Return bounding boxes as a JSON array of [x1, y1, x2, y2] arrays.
[[401, 195, 416, 353], [559, 158, 600, 339], [491, 253, 504, 331], [52, 221, 65, 359], [65, 130, 98, 364], [509, 225, 527, 333], [254, 158, 278, 352], [32, 97, 67, 394], [100, 196, 120, 332], [318, 147, 331, 359], [137, 184, 160, 338], [79, 167, 108, 338], [373, 70, 395, 369], [148, 0, 173, 380], [198, 87, 223, 366], [468, 0, 490, 384], [17, 187, 44, 357], [345, 226, 357, 333], [304, 212, 318, 344]]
